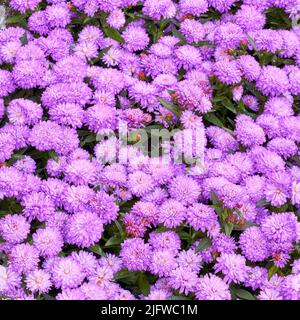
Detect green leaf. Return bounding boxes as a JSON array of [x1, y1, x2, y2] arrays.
[[247, 35, 257, 51], [204, 113, 224, 128], [6, 15, 27, 26], [222, 99, 237, 114], [103, 27, 125, 43], [268, 265, 278, 280], [195, 237, 212, 253], [231, 287, 256, 300], [172, 28, 185, 40], [168, 295, 191, 300], [224, 221, 234, 236], [105, 235, 121, 247], [88, 244, 105, 256], [48, 150, 58, 162], [157, 97, 181, 116], [80, 134, 97, 147], [137, 274, 150, 295], [20, 33, 28, 46]]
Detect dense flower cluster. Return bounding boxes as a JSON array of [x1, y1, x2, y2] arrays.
[[0, 0, 300, 300]]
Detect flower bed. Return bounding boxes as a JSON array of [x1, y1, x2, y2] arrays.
[[0, 0, 300, 300]]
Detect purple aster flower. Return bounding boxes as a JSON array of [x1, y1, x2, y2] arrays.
[[71, 251, 98, 277], [143, 0, 177, 20], [260, 212, 298, 254], [0, 40, 22, 64], [89, 190, 119, 224], [148, 231, 181, 254], [244, 266, 268, 291], [52, 257, 85, 289], [0, 98, 4, 119], [0, 215, 30, 244], [21, 192, 55, 222], [9, 243, 39, 274], [46, 3, 71, 29], [130, 200, 158, 227], [251, 29, 283, 53], [208, 0, 237, 13], [64, 159, 97, 186], [129, 80, 159, 112], [238, 55, 261, 82], [41, 82, 92, 108], [99, 253, 123, 274], [85, 105, 117, 134], [0, 70, 15, 97], [186, 203, 220, 237], [179, 0, 208, 16], [286, 66, 300, 96], [211, 233, 237, 254], [0, 266, 21, 295], [158, 199, 186, 228], [258, 288, 283, 300], [235, 5, 266, 32], [49, 102, 85, 128], [28, 11, 50, 35], [127, 170, 155, 197], [177, 249, 202, 272], [176, 80, 212, 113], [7, 99, 43, 126], [149, 250, 177, 277], [234, 115, 266, 147], [214, 22, 245, 49], [120, 238, 151, 271], [26, 269, 52, 294], [13, 156, 36, 174], [56, 287, 86, 300], [123, 25, 149, 52], [206, 126, 239, 152], [169, 267, 199, 295], [74, 41, 98, 60], [256, 66, 289, 97], [107, 9, 126, 29], [10, 0, 42, 13], [174, 45, 202, 71], [32, 227, 64, 257], [64, 211, 104, 248], [279, 30, 299, 58], [214, 253, 247, 284], [180, 19, 205, 44], [196, 274, 231, 300], [168, 175, 201, 206], [264, 97, 294, 117], [214, 59, 242, 85], [88, 67, 125, 94], [239, 227, 269, 262]]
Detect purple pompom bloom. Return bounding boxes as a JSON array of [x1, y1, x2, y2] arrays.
[[239, 227, 269, 262], [32, 227, 64, 257], [196, 274, 231, 300], [0, 215, 30, 244], [120, 238, 151, 271], [256, 66, 289, 97], [9, 243, 39, 274], [64, 211, 104, 248]]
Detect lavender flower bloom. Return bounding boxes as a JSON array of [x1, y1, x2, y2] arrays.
[[9, 243, 39, 274], [26, 269, 52, 294], [120, 238, 152, 271], [52, 257, 85, 289], [196, 274, 231, 300], [214, 253, 248, 284], [64, 211, 104, 248], [0, 215, 30, 244], [32, 227, 64, 257]]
